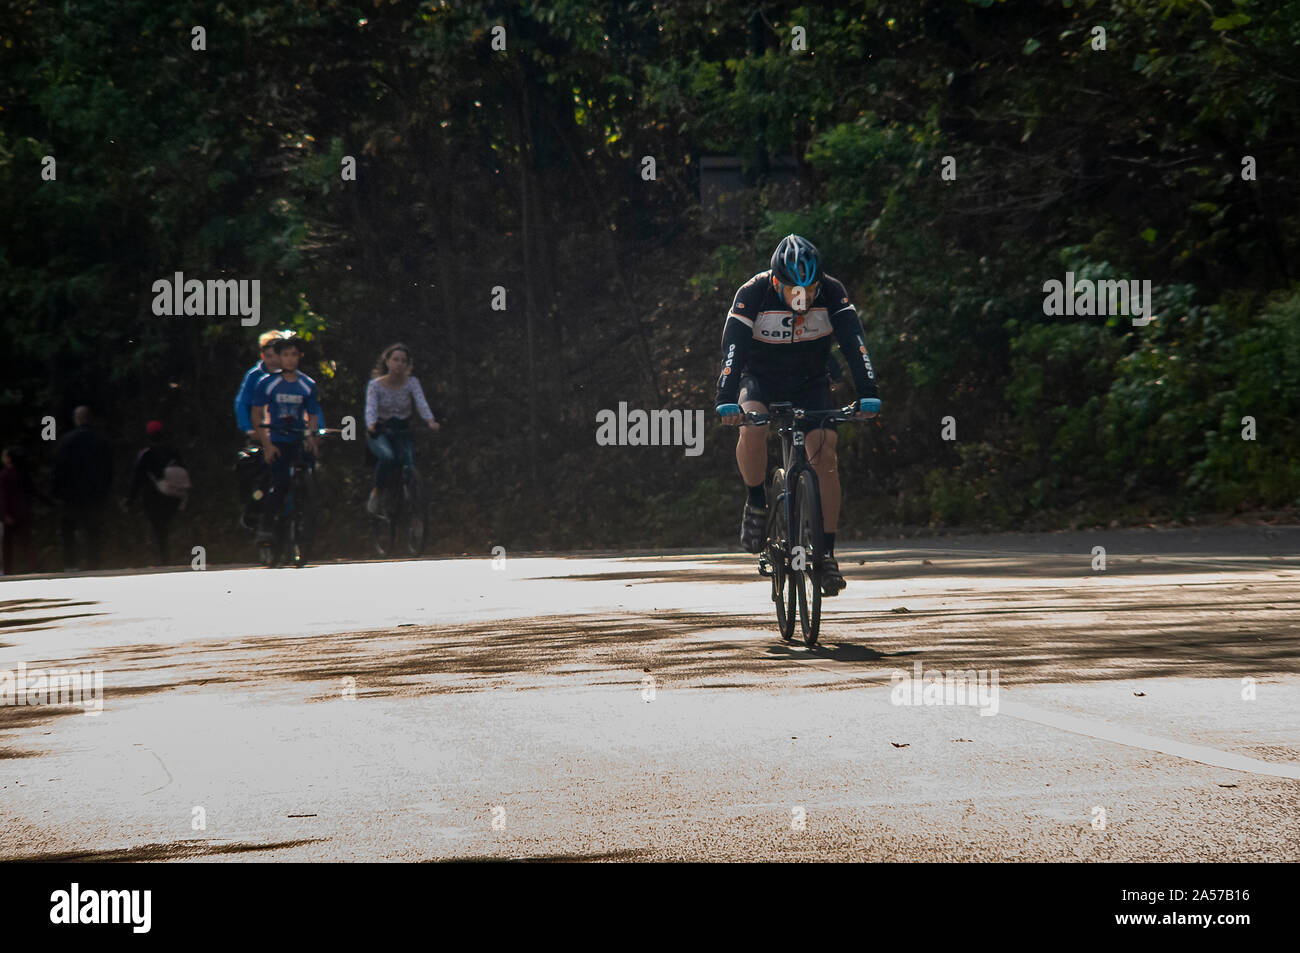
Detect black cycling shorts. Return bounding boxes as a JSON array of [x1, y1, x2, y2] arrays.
[[737, 373, 837, 433]]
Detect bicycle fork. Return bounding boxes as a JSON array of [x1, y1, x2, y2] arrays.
[[758, 429, 804, 577]]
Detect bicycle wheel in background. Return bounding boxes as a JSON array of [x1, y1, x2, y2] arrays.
[[290, 471, 316, 567], [369, 483, 395, 557], [264, 507, 286, 568], [402, 468, 428, 556], [370, 513, 392, 557], [767, 468, 796, 642], [792, 468, 825, 646]]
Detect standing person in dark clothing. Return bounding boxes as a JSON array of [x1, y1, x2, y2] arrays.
[[124, 421, 186, 566], [0, 446, 42, 575], [53, 406, 113, 572]]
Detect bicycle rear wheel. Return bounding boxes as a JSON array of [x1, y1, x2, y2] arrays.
[[767, 469, 796, 642], [792, 468, 825, 646]]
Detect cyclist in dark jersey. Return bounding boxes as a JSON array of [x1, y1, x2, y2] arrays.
[[715, 234, 880, 596]]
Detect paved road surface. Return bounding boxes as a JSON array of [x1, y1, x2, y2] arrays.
[[2, 526, 1297, 861]]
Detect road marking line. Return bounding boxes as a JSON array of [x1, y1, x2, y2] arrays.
[[764, 645, 1300, 779], [996, 700, 1300, 780]]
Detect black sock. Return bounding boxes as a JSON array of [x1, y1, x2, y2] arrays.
[[825, 532, 836, 556], [747, 483, 766, 508]]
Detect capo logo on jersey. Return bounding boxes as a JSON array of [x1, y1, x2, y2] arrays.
[[755, 309, 830, 342]]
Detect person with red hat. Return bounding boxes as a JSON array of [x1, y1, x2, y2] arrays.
[[124, 420, 189, 566]]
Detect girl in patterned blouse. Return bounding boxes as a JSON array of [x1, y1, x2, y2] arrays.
[[364, 343, 440, 514]]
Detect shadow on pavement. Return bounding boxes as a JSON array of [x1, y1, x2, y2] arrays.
[[3, 556, 1298, 725], [4, 837, 327, 862], [0, 598, 104, 634], [428, 848, 651, 862]]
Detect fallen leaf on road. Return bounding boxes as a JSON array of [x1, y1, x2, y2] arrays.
[[891, 742, 909, 748], [1133, 691, 1146, 697]]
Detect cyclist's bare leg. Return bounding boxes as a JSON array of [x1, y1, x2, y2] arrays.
[[736, 399, 769, 487], [805, 427, 840, 533]]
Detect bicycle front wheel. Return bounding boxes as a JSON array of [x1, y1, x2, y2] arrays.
[[402, 469, 428, 556], [370, 511, 393, 557], [768, 468, 796, 642], [290, 473, 315, 567], [792, 468, 825, 646]]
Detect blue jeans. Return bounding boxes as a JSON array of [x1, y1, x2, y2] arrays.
[[368, 426, 414, 490]]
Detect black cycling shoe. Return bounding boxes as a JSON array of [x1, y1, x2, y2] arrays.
[[740, 502, 768, 554], [820, 555, 847, 597]]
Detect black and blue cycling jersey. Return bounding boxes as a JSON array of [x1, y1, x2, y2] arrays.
[[715, 271, 878, 406]]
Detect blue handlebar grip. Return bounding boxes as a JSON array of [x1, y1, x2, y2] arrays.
[[858, 398, 881, 414], [716, 403, 742, 417]]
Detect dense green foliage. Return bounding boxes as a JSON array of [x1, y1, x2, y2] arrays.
[[1, 0, 1297, 566]]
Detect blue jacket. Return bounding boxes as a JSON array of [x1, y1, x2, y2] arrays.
[[234, 361, 275, 432]]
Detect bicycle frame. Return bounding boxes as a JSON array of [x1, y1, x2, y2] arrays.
[[371, 419, 422, 504], [260, 430, 335, 566], [746, 401, 848, 560], [369, 420, 430, 556], [738, 401, 867, 645], [283, 452, 313, 516]]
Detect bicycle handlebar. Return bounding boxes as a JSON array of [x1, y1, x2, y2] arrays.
[[740, 401, 877, 427], [371, 417, 438, 434]]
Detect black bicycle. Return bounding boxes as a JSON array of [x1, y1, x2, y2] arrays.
[[368, 419, 430, 557], [746, 401, 876, 646], [258, 432, 334, 568]]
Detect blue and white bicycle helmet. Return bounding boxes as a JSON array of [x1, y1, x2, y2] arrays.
[[770, 234, 821, 287]]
